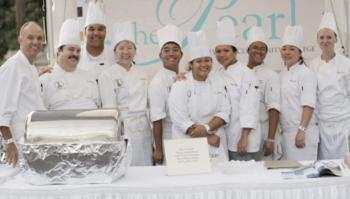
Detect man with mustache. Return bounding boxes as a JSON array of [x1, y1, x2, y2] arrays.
[[0, 21, 46, 167], [40, 19, 100, 110]]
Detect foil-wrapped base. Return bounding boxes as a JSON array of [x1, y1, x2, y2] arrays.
[[20, 139, 130, 185]]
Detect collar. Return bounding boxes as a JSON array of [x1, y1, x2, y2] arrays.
[[17, 50, 34, 67]]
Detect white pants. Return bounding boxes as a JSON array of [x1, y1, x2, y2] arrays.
[[281, 124, 319, 161], [123, 112, 153, 166], [318, 119, 350, 160]]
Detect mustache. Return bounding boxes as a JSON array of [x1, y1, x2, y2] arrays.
[[68, 55, 79, 61]]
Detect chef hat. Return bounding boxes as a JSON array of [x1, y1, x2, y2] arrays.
[[112, 21, 134, 48], [156, 24, 183, 49], [187, 30, 211, 61], [85, 1, 106, 28], [57, 19, 81, 49], [318, 12, 337, 34], [214, 18, 236, 47], [282, 25, 303, 51], [247, 26, 267, 48]]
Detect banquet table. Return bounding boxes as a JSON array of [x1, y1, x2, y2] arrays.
[[1, 163, 350, 199]]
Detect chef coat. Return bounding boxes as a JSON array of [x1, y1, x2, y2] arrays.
[[0, 50, 45, 141], [169, 71, 230, 161], [148, 67, 177, 140], [40, 63, 100, 110], [219, 61, 261, 153]]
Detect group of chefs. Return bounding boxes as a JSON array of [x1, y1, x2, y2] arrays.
[[0, 1, 349, 168]]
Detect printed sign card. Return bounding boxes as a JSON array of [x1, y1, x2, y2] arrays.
[[164, 138, 211, 175]]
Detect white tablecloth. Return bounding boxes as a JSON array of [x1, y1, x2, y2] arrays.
[[1, 164, 350, 199]]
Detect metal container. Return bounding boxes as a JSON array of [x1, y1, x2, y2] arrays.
[[20, 109, 130, 185]]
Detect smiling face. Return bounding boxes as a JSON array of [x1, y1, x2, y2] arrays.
[[114, 40, 136, 67], [190, 57, 212, 81], [18, 22, 43, 64], [214, 44, 236, 68], [85, 24, 106, 48], [57, 44, 81, 72], [159, 42, 183, 72], [280, 45, 301, 67], [247, 41, 268, 67], [317, 28, 337, 53]]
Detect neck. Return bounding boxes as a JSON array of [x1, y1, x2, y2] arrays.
[[86, 44, 104, 57], [321, 51, 336, 62], [224, 59, 237, 70], [247, 61, 261, 69], [118, 61, 132, 71], [165, 65, 178, 73], [193, 73, 206, 81], [21, 50, 35, 64]]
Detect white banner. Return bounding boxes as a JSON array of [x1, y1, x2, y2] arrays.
[[51, 0, 324, 76]]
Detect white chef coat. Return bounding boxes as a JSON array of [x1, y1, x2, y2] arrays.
[[310, 54, 350, 159], [253, 64, 282, 160], [0, 51, 45, 142], [78, 44, 115, 80], [219, 61, 261, 153], [98, 63, 152, 166], [40, 63, 100, 110], [98, 63, 148, 111], [169, 71, 230, 161], [280, 63, 319, 161], [148, 67, 177, 140]]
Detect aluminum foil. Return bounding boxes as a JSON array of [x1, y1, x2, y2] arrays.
[[20, 139, 130, 185], [20, 109, 131, 185]]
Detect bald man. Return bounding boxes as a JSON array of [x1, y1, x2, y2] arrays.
[[0, 21, 45, 167]]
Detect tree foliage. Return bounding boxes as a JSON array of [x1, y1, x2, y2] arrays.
[[0, 0, 44, 63]]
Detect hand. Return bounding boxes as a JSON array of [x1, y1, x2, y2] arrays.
[[263, 140, 274, 156], [189, 125, 207, 138], [295, 130, 305, 148], [175, 72, 186, 81], [152, 149, 163, 164], [38, 65, 53, 76], [186, 124, 198, 135], [237, 133, 248, 156], [5, 143, 18, 167], [207, 134, 220, 147]]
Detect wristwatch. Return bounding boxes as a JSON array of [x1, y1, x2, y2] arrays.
[[298, 125, 306, 133], [204, 124, 212, 134], [2, 138, 14, 145]]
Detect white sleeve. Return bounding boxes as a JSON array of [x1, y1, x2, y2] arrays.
[[168, 81, 194, 134], [148, 78, 167, 122], [97, 72, 117, 108], [0, 64, 21, 127], [239, 71, 260, 129], [214, 78, 231, 123], [299, 69, 317, 108], [265, 72, 281, 112]]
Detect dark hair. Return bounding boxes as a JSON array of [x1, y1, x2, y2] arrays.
[[56, 45, 65, 57], [230, 45, 237, 53], [298, 49, 306, 65]]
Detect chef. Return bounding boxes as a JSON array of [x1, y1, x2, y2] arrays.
[[169, 30, 231, 162], [40, 19, 100, 110], [78, 1, 115, 80], [214, 19, 261, 161], [246, 26, 282, 160], [0, 21, 46, 167], [310, 12, 350, 159], [279, 25, 319, 160], [149, 24, 183, 164], [98, 21, 152, 166]]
